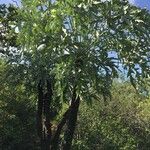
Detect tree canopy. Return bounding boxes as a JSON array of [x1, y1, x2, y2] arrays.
[[16, 0, 150, 101]]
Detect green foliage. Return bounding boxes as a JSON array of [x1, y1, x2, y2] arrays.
[[16, 0, 150, 106], [72, 83, 150, 150], [0, 1, 150, 149], [0, 4, 18, 49], [0, 59, 150, 149], [0, 59, 38, 150]]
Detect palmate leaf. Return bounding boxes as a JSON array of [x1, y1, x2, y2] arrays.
[[13, 0, 150, 105]]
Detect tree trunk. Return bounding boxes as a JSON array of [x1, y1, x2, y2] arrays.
[[37, 80, 44, 149], [37, 80, 52, 150], [63, 96, 80, 150], [51, 108, 70, 150], [44, 80, 52, 150], [37, 81, 80, 150]]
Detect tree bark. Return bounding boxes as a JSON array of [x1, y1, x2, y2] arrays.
[[37, 80, 44, 149], [37, 80, 53, 150], [37, 81, 80, 150], [50, 107, 70, 150], [44, 80, 52, 150], [63, 95, 80, 150]]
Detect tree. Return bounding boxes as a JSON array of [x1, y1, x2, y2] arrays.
[[0, 60, 38, 150], [0, 4, 18, 55], [2, 0, 150, 149]]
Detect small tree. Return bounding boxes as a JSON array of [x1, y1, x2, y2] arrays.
[[3, 0, 150, 149]]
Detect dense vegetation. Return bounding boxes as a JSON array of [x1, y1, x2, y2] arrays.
[[73, 83, 150, 150], [0, 0, 150, 150], [1, 79, 150, 149]]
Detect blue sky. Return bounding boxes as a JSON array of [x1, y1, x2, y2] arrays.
[[0, 0, 21, 5], [130, 0, 150, 10], [0, 0, 150, 10]]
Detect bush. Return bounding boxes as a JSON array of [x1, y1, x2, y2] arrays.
[[73, 83, 150, 150]]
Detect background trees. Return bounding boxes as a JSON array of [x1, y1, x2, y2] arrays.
[[73, 82, 150, 150]]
